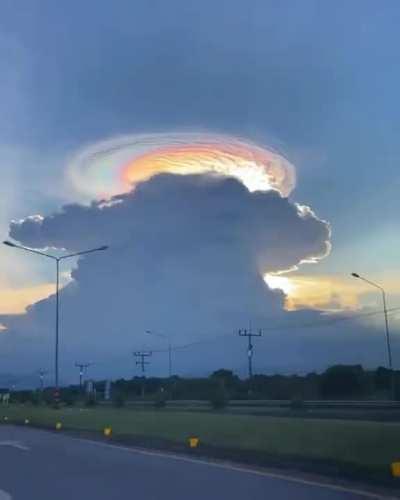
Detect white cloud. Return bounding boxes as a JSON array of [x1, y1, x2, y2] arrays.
[[1, 173, 331, 379]]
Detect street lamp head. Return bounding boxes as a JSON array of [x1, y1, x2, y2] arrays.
[[351, 272, 360, 278], [3, 240, 16, 247], [97, 245, 108, 251]]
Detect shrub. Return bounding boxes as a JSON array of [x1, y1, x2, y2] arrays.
[[112, 392, 126, 408], [154, 399, 166, 409], [62, 393, 76, 407], [154, 388, 167, 409], [43, 394, 53, 406], [30, 392, 42, 406], [13, 391, 30, 404], [320, 365, 365, 398], [85, 394, 97, 407], [290, 398, 305, 410], [209, 382, 229, 410]]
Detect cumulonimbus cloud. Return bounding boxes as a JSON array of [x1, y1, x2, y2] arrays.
[[10, 173, 330, 276], [1, 133, 334, 379], [11, 133, 330, 289], [4, 173, 331, 377]]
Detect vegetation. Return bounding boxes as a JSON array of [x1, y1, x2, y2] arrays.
[[29, 391, 42, 406], [85, 394, 97, 407], [105, 365, 399, 401], [2, 364, 399, 480], [1, 404, 399, 477], [5, 365, 397, 408], [154, 387, 168, 409], [290, 398, 305, 410], [209, 379, 229, 409], [320, 365, 367, 398], [62, 392, 76, 407], [112, 391, 127, 408]]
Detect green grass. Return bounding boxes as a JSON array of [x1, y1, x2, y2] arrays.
[[1, 404, 399, 475]]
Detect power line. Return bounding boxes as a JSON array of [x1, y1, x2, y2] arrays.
[[173, 307, 400, 352], [79, 307, 400, 371]]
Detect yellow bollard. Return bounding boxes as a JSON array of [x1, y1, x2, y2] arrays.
[[56, 422, 62, 430], [24, 419, 30, 425], [391, 462, 400, 478], [104, 427, 112, 437], [188, 437, 199, 448]]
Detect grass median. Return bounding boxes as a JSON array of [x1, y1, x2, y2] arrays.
[[1, 404, 399, 479]]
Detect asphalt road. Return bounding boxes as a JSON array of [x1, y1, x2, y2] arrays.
[[0, 426, 387, 500]]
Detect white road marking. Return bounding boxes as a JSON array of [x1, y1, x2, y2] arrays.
[[0, 488, 12, 500], [72, 437, 395, 499], [0, 440, 30, 451]]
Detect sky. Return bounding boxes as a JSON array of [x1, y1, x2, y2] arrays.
[[0, 0, 399, 385]]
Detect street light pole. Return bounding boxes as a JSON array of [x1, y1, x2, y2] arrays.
[[382, 290, 392, 370], [55, 258, 60, 389], [3, 240, 108, 395], [351, 272, 395, 399]]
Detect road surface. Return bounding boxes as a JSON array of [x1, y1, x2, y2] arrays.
[[0, 426, 388, 499]]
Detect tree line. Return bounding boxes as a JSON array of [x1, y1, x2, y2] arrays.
[[110, 365, 399, 401], [8, 365, 400, 407]]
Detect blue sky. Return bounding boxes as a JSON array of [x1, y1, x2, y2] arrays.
[[2, 1, 399, 264], [1, 1, 399, 381]]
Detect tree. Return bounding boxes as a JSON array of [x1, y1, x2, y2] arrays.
[[209, 380, 229, 409], [374, 366, 391, 391], [210, 369, 241, 397], [112, 391, 126, 407], [320, 365, 365, 398]]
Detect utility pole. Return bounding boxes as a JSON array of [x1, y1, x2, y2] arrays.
[[133, 351, 152, 374], [38, 369, 48, 391], [75, 362, 91, 390], [238, 326, 262, 379], [133, 351, 152, 399]]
